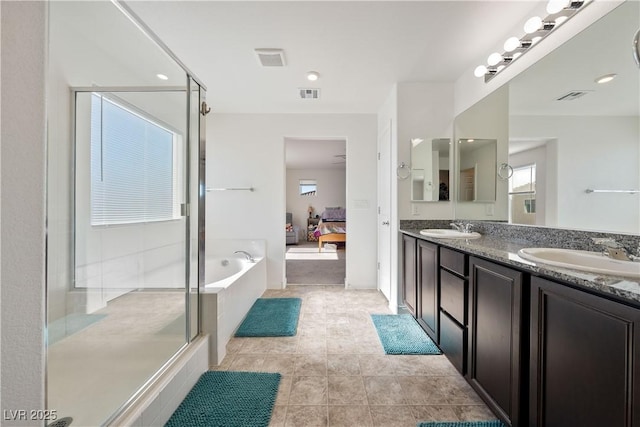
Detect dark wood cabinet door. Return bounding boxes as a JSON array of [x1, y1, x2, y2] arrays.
[[417, 240, 438, 342], [530, 277, 640, 427], [402, 234, 417, 316], [468, 257, 524, 427]]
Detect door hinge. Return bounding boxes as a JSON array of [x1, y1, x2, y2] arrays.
[[378, 152, 381, 160], [378, 206, 381, 214], [180, 203, 190, 217]]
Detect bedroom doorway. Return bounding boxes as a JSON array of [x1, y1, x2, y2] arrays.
[[284, 137, 347, 285]]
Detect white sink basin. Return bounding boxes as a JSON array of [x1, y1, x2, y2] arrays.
[[419, 229, 481, 239], [518, 247, 640, 278]]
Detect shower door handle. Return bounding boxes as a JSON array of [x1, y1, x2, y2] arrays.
[[382, 221, 390, 226]]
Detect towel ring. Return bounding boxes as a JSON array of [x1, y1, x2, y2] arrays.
[[397, 162, 411, 180], [497, 163, 513, 180]]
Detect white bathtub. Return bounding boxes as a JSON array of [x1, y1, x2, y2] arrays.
[[201, 240, 267, 365]]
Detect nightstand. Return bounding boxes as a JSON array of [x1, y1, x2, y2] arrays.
[[307, 217, 320, 241]]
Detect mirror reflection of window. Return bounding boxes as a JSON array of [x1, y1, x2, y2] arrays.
[[509, 164, 536, 225], [299, 179, 317, 196]]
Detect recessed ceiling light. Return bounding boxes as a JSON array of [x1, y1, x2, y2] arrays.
[[156, 73, 169, 80], [306, 71, 320, 81], [595, 73, 617, 84], [467, 139, 475, 142]]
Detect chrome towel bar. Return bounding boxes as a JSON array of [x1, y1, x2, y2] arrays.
[[585, 189, 639, 194], [206, 187, 254, 192]]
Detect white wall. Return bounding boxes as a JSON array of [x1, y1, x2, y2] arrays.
[[397, 82, 455, 220], [1, 1, 47, 423], [511, 115, 640, 233], [207, 114, 377, 289], [286, 168, 346, 238]]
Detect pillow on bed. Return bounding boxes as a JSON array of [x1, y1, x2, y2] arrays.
[[322, 207, 346, 221]]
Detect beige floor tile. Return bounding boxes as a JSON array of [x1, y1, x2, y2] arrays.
[[327, 354, 360, 376], [289, 376, 328, 405], [285, 406, 328, 427], [328, 376, 368, 405], [270, 405, 288, 427], [276, 376, 293, 405], [358, 355, 397, 376], [369, 405, 417, 427], [297, 336, 328, 354], [410, 404, 497, 423], [328, 405, 373, 427], [294, 354, 328, 376], [363, 376, 406, 405]]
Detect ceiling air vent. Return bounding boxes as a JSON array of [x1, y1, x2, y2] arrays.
[[254, 48, 286, 67], [556, 90, 591, 101], [299, 88, 320, 100]]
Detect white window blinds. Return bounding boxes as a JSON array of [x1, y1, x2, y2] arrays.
[[90, 94, 178, 225]]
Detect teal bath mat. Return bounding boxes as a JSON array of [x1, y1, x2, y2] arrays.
[[235, 297, 302, 337], [371, 314, 442, 355], [165, 371, 281, 427], [417, 421, 505, 427]]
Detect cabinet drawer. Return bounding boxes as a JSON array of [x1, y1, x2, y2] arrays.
[[440, 311, 465, 374], [440, 269, 466, 325], [440, 247, 467, 276]]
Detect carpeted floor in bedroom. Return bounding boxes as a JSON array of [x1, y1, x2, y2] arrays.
[[285, 241, 346, 285]]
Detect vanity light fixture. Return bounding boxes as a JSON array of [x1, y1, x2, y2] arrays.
[[156, 73, 169, 80], [474, 0, 589, 82], [306, 71, 320, 81], [595, 73, 617, 84]]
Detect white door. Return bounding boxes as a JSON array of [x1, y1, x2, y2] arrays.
[[377, 120, 392, 300]]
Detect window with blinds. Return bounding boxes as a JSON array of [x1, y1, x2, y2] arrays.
[[90, 94, 180, 225]]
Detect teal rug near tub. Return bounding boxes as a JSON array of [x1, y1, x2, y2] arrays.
[[165, 371, 281, 427], [235, 297, 302, 337], [417, 421, 506, 427], [371, 314, 442, 355]]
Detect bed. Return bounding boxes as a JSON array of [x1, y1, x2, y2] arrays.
[[313, 207, 346, 252]]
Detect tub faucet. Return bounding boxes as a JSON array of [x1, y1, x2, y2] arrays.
[[234, 250, 256, 263], [592, 238, 640, 262]]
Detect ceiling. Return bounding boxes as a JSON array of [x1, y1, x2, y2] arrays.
[[126, 0, 541, 115]]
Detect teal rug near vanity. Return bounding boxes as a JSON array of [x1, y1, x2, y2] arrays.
[[165, 371, 281, 427], [417, 421, 505, 427], [235, 297, 301, 337], [371, 314, 441, 355]]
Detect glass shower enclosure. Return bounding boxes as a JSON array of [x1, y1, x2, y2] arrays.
[[46, 2, 205, 425]]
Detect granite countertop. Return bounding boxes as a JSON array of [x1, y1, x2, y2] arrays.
[[400, 228, 640, 307]]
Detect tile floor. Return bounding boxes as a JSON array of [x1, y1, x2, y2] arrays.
[[212, 285, 497, 427]]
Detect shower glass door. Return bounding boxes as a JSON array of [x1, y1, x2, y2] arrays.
[[46, 2, 201, 425]]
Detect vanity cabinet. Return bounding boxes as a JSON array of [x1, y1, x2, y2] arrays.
[[402, 234, 417, 315], [530, 277, 640, 427], [417, 240, 438, 343], [468, 257, 525, 427], [438, 247, 468, 374]]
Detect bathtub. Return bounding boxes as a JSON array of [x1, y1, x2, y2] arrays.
[[200, 240, 267, 365]]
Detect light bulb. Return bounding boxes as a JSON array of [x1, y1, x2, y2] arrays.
[[524, 16, 543, 34], [595, 73, 617, 84], [474, 65, 488, 78], [487, 52, 503, 66], [156, 73, 169, 80], [504, 37, 521, 52], [306, 71, 320, 81], [547, 0, 569, 14]]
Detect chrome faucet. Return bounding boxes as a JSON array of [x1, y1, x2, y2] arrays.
[[592, 238, 640, 262], [234, 250, 256, 263], [450, 222, 474, 233]]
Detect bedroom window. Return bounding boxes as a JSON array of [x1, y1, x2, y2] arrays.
[[90, 93, 182, 225], [299, 179, 317, 196]]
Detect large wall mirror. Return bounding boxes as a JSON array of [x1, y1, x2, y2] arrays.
[[454, 1, 639, 234], [411, 138, 451, 202]]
